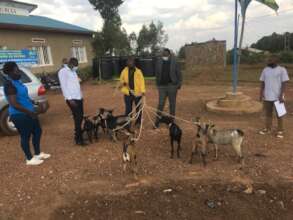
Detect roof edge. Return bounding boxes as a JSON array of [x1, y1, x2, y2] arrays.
[[0, 23, 94, 35]]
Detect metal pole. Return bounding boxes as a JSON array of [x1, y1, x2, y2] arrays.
[[232, 0, 239, 94]]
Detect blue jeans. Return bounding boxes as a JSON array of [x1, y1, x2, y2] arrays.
[[124, 95, 142, 125], [10, 114, 42, 160]]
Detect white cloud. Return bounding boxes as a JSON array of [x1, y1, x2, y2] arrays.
[[19, 0, 293, 50]]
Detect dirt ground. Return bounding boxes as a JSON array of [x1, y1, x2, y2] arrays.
[[0, 80, 293, 220]]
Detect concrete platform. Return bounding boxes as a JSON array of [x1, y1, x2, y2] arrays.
[[206, 92, 263, 115]]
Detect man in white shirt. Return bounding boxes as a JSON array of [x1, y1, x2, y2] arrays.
[[58, 58, 86, 146], [259, 55, 289, 138]]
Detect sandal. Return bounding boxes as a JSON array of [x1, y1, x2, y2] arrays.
[[259, 128, 271, 135], [276, 131, 284, 139]]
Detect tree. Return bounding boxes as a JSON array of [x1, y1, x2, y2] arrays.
[[136, 21, 168, 55], [177, 45, 186, 59], [89, 0, 130, 56], [251, 32, 293, 52], [88, 0, 124, 20]]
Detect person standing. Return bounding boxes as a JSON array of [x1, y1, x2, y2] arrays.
[[3, 62, 50, 165], [259, 55, 289, 139], [120, 56, 146, 127], [154, 48, 182, 128], [58, 58, 86, 146]]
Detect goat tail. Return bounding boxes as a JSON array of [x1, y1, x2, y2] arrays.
[[236, 129, 244, 137]]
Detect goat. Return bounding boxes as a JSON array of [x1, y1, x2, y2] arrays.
[[190, 122, 209, 166], [159, 116, 182, 159], [104, 110, 131, 142], [82, 116, 95, 143], [197, 119, 245, 165], [122, 133, 138, 178]]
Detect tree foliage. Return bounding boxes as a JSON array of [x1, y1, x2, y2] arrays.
[[89, 0, 130, 56], [88, 0, 124, 20], [251, 32, 293, 53], [136, 21, 168, 55]]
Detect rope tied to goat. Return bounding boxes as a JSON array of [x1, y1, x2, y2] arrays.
[[110, 97, 200, 142]]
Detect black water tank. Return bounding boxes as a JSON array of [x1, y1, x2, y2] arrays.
[[139, 58, 155, 77], [92, 58, 98, 78], [100, 57, 113, 80], [112, 57, 121, 78], [119, 57, 128, 73]]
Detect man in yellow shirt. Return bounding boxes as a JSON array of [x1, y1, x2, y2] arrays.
[[120, 57, 146, 126]]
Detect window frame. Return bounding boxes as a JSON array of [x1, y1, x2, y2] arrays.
[[71, 46, 88, 64], [31, 45, 54, 67]]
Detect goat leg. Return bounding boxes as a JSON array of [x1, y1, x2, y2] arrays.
[[200, 152, 207, 167], [170, 139, 174, 159], [214, 144, 219, 160], [177, 140, 181, 158], [88, 131, 93, 143]]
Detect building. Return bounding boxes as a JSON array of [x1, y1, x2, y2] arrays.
[[0, 0, 95, 74], [185, 39, 227, 70]]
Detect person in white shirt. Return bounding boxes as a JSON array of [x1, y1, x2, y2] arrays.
[[58, 58, 86, 146], [259, 55, 289, 139]]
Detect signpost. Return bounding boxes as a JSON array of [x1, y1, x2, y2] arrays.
[[0, 49, 38, 66], [232, 0, 239, 94]]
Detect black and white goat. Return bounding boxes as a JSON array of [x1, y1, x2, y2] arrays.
[[104, 110, 131, 142], [159, 116, 182, 159]]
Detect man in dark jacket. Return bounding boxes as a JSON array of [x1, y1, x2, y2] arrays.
[[154, 48, 182, 128]]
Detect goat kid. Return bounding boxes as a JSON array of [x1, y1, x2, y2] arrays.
[[190, 122, 209, 166], [159, 116, 182, 159], [82, 116, 95, 143], [122, 133, 138, 178]]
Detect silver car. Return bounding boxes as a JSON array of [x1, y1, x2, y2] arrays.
[[0, 65, 49, 135]]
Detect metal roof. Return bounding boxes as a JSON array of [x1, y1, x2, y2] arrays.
[[0, 0, 37, 13], [0, 14, 94, 35]]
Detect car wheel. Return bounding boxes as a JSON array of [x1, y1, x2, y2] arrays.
[[0, 107, 18, 136]]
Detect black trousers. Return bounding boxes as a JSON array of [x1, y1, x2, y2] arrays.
[[10, 114, 42, 160], [156, 86, 178, 124], [124, 95, 142, 125], [66, 99, 84, 144]]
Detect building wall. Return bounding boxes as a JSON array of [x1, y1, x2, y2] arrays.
[[185, 40, 226, 70], [0, 29, 94, 74]]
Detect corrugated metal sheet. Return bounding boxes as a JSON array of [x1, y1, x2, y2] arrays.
[[0, 14, 93, 34]]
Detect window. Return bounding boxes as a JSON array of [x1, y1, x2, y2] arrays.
[[32, 46, 53, 66], [71, 47, 87, 63]]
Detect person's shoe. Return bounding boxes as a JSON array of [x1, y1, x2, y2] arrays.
[[34, 152, 51, 160], [26, 157, 44, 166], [276, 131, 284, 139], [259, 128, 271, 135]]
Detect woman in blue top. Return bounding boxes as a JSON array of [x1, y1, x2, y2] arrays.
[[3, 62, 50, 166]]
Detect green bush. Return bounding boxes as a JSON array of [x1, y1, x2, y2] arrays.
[[78, 66, 93, 81]]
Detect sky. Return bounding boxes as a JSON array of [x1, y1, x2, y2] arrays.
[[21, 0, 293, 51]]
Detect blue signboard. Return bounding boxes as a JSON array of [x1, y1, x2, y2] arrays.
[[0, 49, 38, 65]]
